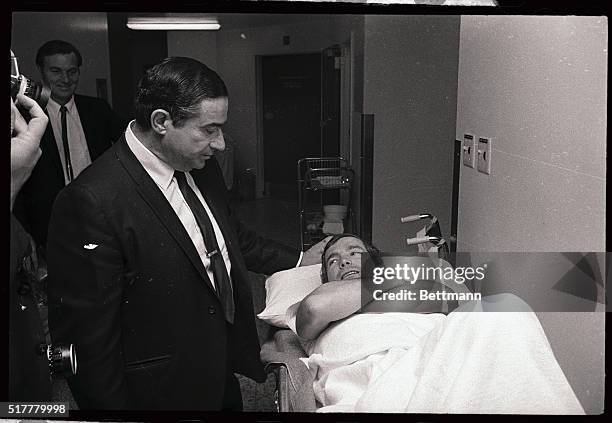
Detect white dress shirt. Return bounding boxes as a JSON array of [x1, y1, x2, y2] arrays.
[[46, 97, 91, 184], [125, 121, 231, 290]]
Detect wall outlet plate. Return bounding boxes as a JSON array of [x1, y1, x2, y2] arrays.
[[462, 133, 475, 168], [477, 136, 492, 174]]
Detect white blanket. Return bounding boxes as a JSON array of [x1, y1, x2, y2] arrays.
[[286, 297, 584, 414]]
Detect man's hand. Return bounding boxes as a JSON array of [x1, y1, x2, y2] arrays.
[[300, 235, 332, 267], [11, 94, 48, 210]]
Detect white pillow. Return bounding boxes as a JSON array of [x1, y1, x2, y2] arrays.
[[257, 264, 322, 328]]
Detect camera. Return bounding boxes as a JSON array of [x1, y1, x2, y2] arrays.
[[11, 49, 50, 108], [37, 343, 77, 379]]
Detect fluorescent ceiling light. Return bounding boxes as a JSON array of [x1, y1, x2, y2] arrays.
[[127, 17, 220, 30]]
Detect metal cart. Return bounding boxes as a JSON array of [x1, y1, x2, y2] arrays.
[[297, 157, 355, 251]]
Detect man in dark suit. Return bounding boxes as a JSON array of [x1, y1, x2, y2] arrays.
[[15, 40, 124, 254], [47, 57, 327, 410]]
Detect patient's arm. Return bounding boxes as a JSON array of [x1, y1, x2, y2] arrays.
[[296, 276, 409, 340], [297, 277, 452, 339], [296, 279, 364, 340]]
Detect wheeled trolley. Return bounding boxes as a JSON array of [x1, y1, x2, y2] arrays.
[[297, 157, 355, 251]]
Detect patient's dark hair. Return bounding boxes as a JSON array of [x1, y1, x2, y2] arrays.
[[320, 234, 383, 283], [134, 56, 228, 129]]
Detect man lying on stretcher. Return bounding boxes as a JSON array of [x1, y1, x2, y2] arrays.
[[287, 234, 584, 413], [295, 234, 457, 340]]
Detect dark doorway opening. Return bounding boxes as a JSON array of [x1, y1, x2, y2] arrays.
[[320, 45, 342, 158], [259, 50, 341, 202], [107, 13, 168, 122], [260, 53, 321, 201]]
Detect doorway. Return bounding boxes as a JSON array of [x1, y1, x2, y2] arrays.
[[107, 13, 168, 122], [259, 53, 321, 201], [257, 50, 342, 202]]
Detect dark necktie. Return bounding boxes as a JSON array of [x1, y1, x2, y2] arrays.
[[60, 105, 74, 182], [174, 171, 235, 323]]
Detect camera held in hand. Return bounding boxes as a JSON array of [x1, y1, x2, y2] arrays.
[[11, 49, 50, 108], [37, 343, 77, 379]]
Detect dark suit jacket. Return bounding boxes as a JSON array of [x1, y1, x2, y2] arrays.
[[47, 136, 300, 410], [15, 94, 124, 250], [9, 214, 52, 401]]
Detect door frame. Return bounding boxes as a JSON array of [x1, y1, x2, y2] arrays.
[[339, 39, 352, 164], [255, 55, 265, 198], [256, 52, 320, 198], [255, 49, 350, 199]]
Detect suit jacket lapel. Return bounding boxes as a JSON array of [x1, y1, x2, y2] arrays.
[[74, 95, 100, 159], [76, 94, 113, 160], [115, 136, 218, 296]]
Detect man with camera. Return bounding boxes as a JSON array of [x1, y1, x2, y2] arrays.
[[14, 40, 124, 257], [10, 94, 52, 401]]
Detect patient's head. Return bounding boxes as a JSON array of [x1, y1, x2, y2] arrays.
[[320, 234, 383, 283]]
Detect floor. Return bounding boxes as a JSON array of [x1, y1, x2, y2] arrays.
[[51, 196, 300, 411]]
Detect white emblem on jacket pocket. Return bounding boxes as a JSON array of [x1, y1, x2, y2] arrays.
[[84, 244, 99, 250]]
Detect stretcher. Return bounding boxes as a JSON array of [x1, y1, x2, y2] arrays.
[[260, 329, 315, 411], [255, 212, 591, 414], [258, 213, 451, 412]]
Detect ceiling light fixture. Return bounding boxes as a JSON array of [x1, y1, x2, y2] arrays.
[[127, 17, 220, 31]]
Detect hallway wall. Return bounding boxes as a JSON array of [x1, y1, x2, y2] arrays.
[[455, 15, 607, 414], [363, 15, 461, 252]]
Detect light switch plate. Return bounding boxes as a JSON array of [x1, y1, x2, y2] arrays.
[[462, 133, 475, 168], [477, 136, 492, 174]]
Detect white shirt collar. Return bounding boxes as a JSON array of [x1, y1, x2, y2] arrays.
[[46, 96, 76, 116], [125, 120, 176, 191]]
